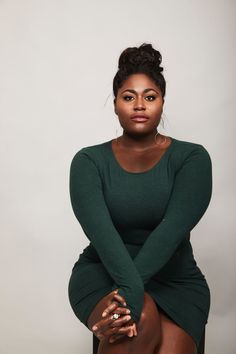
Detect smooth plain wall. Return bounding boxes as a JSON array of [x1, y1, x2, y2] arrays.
[[0, 1, 235, 353]]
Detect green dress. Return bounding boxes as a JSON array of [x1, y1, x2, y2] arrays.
[[68, 136, 212, 348]]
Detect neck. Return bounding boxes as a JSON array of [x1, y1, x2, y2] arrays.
[[117, 131, 164, 151]]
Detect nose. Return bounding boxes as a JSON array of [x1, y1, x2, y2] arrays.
[[134, 96, 146, 110]]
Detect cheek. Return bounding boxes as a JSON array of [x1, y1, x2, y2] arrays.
[[118, 104, 131, 116], [153, 105, 163, 115]]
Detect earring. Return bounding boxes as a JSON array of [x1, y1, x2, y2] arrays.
[[116, 127, 119, 143], [159, 113, 166, 130], [115, 122, 122, 144], [155, 130, 159, 144]]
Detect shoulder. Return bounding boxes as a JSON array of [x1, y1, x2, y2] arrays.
[[170, 137, 212, 170], [70, 140, 110, 168], [172, 137, 211, 157]]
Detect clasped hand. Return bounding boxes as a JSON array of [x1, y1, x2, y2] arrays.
[[92, 290, 138, 343]]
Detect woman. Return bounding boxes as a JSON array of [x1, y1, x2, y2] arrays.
[[68, 43, 212, 354]]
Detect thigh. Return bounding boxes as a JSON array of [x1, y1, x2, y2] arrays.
[[154, 309, 197, 354]]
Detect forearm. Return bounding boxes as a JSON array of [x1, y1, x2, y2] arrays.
[[70, 149, 144, 322], [133, 145, 212, 284]]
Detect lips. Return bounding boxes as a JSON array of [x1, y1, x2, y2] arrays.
[[131, 115, 149, 122]]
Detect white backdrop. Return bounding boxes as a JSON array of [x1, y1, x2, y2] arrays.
[[0, 1, 235, 353]]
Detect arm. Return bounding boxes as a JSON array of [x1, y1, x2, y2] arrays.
[[69, 149, 144, 323], [133, 145, 213, 284]]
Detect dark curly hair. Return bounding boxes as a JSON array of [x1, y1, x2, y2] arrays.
[[113, 43, 166, 101]]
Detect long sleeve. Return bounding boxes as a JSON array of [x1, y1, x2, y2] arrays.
[[69, 149, 144, 323], [133, 145, 213, 284]]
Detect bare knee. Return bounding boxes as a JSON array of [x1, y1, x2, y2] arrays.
[[136, 293, 161, 347], [138, 293, 161, 328]]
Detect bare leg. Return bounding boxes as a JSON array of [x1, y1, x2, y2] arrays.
[[87, 292, 162, 354], [154, 309, 197, 354]]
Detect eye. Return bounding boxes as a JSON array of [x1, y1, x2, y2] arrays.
[[145, 95, 156, 101], [123, 95, 134, 101]]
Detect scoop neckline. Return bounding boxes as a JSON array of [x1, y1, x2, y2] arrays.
[[107, 136, 176, 175]]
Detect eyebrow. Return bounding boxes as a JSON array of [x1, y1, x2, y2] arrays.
[[121, 88, 159, 94]]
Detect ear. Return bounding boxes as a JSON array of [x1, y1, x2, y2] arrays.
[[113, 99, 118, 115]]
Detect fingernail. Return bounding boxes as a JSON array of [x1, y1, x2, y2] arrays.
[[92, 326, 97, 331], [126, 315, 131, 320], [126, 309, 130, 314], [102, 312, 106, 317], [123, 302, 127, 306], [128, 332, 133, 337]]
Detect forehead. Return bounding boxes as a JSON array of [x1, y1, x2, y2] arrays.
[[119, 73, 161, 93]]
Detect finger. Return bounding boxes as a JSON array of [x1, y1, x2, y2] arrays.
[[102, 301, 119, 317], [109, 328, 134, 343], [109, 333, 127, 343], [107, 289, 118, 303], [110, 315, 131, 328], [102, 306, 130, 318], [118, 323, 135, 337], [128, 323, 137, 336], [108, 323, 137, 343], [106, 323, 134, 337], [104, 322, 136, 337], [113, 293, 127, 306], [113, 307, 131, 315], [92, 314, 116, 332], [128, 329, 134, 337], [93, 312, 131, 333], [97, 326, 120, 338], [96, 320, 135, 340], [92, 316, 112, 332], [123, 325, 134, 338], [117, 325, 134, 335], [133, 323, 138, 336]]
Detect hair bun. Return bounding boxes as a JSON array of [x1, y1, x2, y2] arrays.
[[113, 42, 166, 99], [118, 43, 163, 73]]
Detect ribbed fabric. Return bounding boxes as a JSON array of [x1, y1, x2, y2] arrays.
[[68, 137, 212, 348]]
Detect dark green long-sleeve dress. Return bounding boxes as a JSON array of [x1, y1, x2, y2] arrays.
[[68, 136, 212, 348]]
